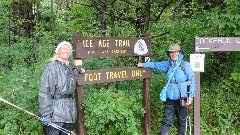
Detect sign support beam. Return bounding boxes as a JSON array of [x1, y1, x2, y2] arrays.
[[193, 70, 200, 135], [76, 85, 86, 135], [193, 36, 240, 135]]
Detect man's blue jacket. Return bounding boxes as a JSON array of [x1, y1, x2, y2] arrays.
[[142, 53, 195, 100]]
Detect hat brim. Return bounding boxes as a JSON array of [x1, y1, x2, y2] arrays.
[[166, 50, 185, 55]]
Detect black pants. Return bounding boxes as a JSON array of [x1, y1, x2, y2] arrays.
[[43, 122, 72, 135], [159, 99, 187, 135]]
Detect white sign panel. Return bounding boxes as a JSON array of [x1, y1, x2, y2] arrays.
[[190, 54, 205, 72], [134, 39, 148, 55]]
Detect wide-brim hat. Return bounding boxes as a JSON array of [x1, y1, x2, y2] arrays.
[[166, 44, 185, 55]]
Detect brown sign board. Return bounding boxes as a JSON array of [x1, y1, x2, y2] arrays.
[[194, 37, 240, 52], [193, 36, 240, 135], [73, 33, 151, 58], [77, 67, 152, 85], [72, 33, 152, 135]]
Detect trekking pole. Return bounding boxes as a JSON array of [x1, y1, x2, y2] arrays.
[[0, 97, 77, 135], [186, 82, 191, 135]]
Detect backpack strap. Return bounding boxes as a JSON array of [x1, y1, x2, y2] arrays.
[[167, 61, 171, 72], [167, 60, 185, 73], [181, 60, 185, 74]]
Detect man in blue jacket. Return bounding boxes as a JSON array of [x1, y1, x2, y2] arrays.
[[137, 44, 195, 135]]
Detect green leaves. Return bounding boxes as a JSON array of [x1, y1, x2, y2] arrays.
[[84, 88, 144, 134], [200, 73, 240, 134], [0, 0, 239, 134], [209, 0, 240, 36]]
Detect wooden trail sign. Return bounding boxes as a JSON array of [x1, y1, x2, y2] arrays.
[[78, 68, 151, 85], [193, 36, 240, 135], [195, 37, 240, 52], [73, 33, 151, 58], [73, 33, 152, 135]]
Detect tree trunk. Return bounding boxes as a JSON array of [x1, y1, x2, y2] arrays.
[[36, 0, 41, 21], [11, 0, 18, 42], [135, 1, 146, 37], [100, 0, 107, 36], [144, 0, 151, 36], [23, 0, 31, 37], [51, 0, 55, 35], [109, 1, 115, 37]]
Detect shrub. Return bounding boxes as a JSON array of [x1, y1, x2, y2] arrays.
[[83, 88, 145, 135]]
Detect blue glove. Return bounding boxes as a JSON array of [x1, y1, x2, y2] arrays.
[[42, 116, 51, 125]]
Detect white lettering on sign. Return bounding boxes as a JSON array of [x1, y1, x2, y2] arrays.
[[236, 38, 240, 43], [83, 40, 93, 47], [115, 40, 130, 47], [195, 37, 240, 52], [99, 40, 110, 47], [195, 46, 210, 52], [195, 37, 232, 45]]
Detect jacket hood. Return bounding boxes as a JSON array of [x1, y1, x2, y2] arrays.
[[168, 52, 184, 66]]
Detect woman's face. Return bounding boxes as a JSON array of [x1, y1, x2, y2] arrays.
[[58, 44, 72, 61], [169, 51, 179, 61]]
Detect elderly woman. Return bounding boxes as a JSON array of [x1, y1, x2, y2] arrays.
[[38, 41, 84, 135], [137, 44, 195, 135]]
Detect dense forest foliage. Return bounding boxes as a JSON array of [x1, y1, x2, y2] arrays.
[[0, 0, 239, 134]]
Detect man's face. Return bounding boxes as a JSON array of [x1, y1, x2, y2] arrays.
[[169, 51, 179, 61], [58, 44, 72, 60]]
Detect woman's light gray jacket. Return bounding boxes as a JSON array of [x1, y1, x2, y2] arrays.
[[38, 60, 80, 123]]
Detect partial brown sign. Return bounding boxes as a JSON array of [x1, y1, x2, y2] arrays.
[[73, 33, 151, 58], [77, 68, 152, 85], [195, 37, 240, 52]]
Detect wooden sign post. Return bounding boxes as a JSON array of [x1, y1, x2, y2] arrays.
[[193, 37, 240, 135], [72, 33, 151, 135]]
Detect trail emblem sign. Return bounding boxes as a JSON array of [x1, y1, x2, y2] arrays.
[[134, 39, 149, 55]]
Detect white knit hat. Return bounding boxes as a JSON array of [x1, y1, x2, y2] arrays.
[[55, 41, 72, 54]]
